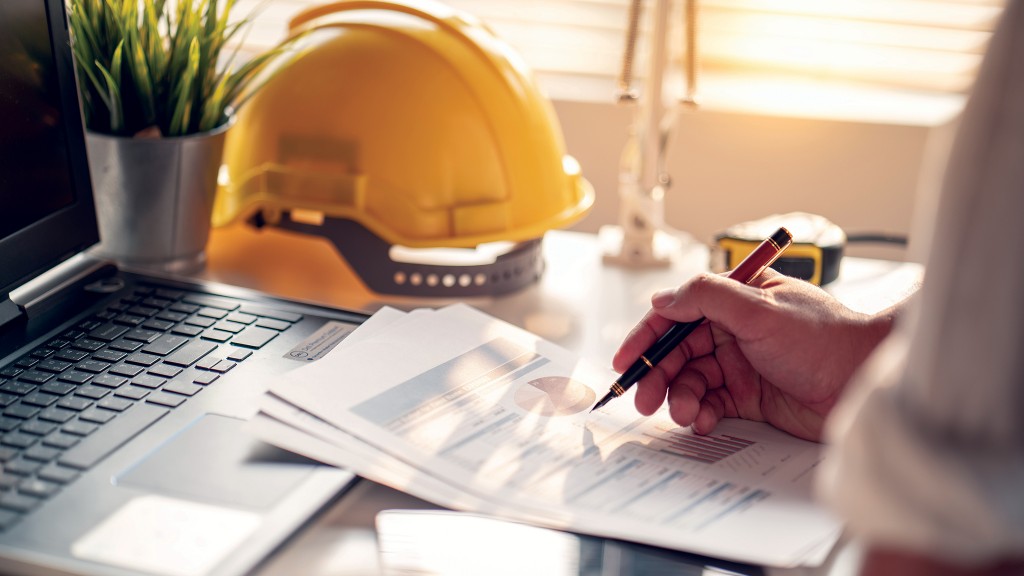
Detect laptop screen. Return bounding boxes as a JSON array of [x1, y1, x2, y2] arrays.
[[0, 0, 99, 299]]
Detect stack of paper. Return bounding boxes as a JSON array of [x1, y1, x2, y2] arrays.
[[249, 304, 842, 568]]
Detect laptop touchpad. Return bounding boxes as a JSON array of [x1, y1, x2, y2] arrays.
[[116, 414, 315, 510]]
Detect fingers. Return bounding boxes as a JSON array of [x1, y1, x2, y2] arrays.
[[611, 310, 678, 373], [665, 354, 723, 427]]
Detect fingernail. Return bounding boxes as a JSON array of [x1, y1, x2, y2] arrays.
[[651, 289, 676, 308]]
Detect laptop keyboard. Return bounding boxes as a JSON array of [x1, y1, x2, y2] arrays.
[[0, 284, 301, 530]]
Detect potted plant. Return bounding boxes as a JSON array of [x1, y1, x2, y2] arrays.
[[68, 0, 286, 272]]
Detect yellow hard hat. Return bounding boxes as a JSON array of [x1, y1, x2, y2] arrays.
[[215, 0, 593, 295]]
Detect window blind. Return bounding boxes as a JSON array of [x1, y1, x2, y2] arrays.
[[231, 0, 1006, 124]]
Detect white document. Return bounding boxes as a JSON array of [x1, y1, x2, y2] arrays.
[[262, 304, 842, 567]]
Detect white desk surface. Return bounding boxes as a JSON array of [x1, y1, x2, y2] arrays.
[[196, 225, 923, 576]]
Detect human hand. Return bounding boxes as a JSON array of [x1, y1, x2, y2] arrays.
[[612, 269, 896, 442]]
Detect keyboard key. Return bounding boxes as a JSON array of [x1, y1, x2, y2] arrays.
[[91, 374, 128, 389], [75, 360, 111, 374], [226, 349, 252, 362], [131, 375, 164, 389], [57, 371, 92, 385], [21, 392, 59, 408], [210, 361, 236, 374], [127, 305, 159, 317], [109, 364, 144, 378], [88, 322, 129, 342], [17, 371, 53, 384], [4, 404, 40, 420], [156, 310, 188, 323], [29, 349, 55, 359], [146, 392, 186, 408], [163, 382, 201, 397], [1, 433, 37, 449], [0, 367, 22, 379], [14, 358, 37, 369], [170, 325, 203, 337], [141, 319, 174, 332], [124, 353, 160, 367], [169, 302, 200, 314], [35, 359, 71, 373], [201, 329, 232, 343], [212, 321, 246, 334], [225, 312, 257, 325], [123, 328, 161, 344], [231, 327, 278, 349], [0, 394, 15, 408], [38, 407, 76, 424], [37, 464, 80, 484], [56, 396, 93, 411], [18, 478, 59, 499], [72, 338, 105, 352], [24, 445, 61, 462], [254, 318, 291, 332], [79, 408, 117, 425], [20, 420, 57, 436], [40, 382, 75, 396], [46, 338, 71, 350], [185, 316, 216, 328], [148, 364, 182, 379], [92, 349, 127, 363], [164, 341, 217, 367], [192, 372, 219, 386], [62, 420, 99, 437], [0, 418, 18, 433], [0, 492, 42, 513], [54, 349, 88, 362], [142, 297, 173, 309], [0, 381, 34, 396], [0, 447, 16, 462], [197, 307, 228, 320], [113, 314, 145, 327], [109, 338, 143, 353], [3, 459, 42, 476], [97, 397, 133, 412], [76, 320, 101, 331], [42, 432, 80, 450], [143, 334, 189, 356], [58, 404, 168, 470], [74, 386, 109, 400], [196, 356, 221, 370], [114, 386, 150, 401]]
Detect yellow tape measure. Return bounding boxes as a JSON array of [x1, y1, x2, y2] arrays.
[[711, 213, 846, 286]]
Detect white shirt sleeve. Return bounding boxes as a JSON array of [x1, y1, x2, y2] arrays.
[[817, 0, 1024, 564]]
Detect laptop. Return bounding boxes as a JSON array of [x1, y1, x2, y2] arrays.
[[0, 1, 367, 574]]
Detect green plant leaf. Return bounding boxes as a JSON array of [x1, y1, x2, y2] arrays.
[[168, 36, 200, 136], [69, 0, 286, 136], [95, 60, 123, 133]]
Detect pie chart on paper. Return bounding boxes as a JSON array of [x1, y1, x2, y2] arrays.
[[513, 376, 596, 417]]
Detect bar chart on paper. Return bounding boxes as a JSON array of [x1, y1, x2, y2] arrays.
[[656, 430, 756, 464]]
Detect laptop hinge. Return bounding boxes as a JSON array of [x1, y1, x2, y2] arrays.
[[8, 254, 115, 322], [0, 299, 22, 330]]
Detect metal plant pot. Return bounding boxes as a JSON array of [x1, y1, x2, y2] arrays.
[[85, 121, 231, 274]]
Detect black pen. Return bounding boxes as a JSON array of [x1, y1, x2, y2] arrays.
[[591, 227, 794, 412]]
